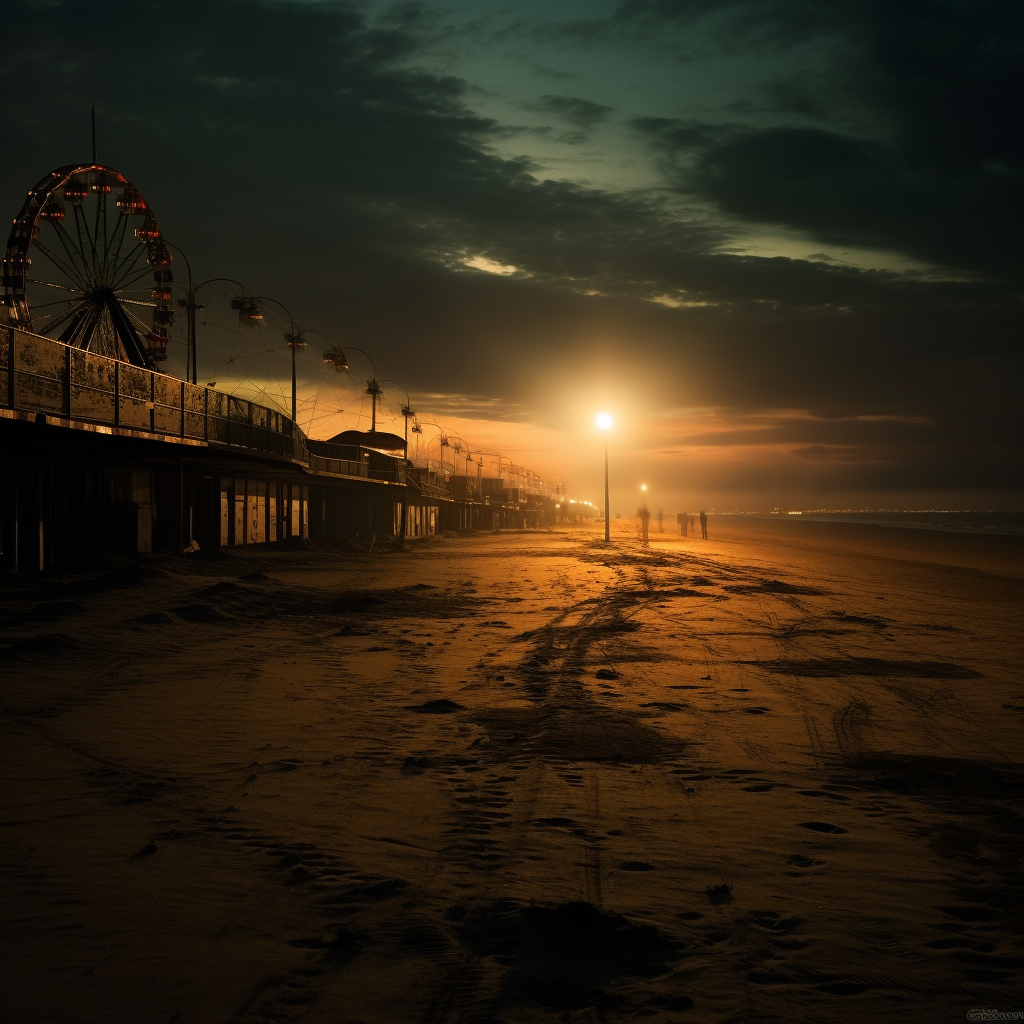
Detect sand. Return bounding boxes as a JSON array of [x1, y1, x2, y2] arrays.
[[2, 518, 1022, 1023]]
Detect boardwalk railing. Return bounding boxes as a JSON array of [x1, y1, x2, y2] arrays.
[[0, 326, 403, 482]]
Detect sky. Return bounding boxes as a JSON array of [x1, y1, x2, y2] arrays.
[[3, 0, 1021, 511]]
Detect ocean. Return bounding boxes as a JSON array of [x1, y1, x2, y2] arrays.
[[754, 511, 1024, 537]]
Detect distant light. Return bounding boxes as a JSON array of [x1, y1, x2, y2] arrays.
[[641, 484, 647, 491], [595, 412, 613, 431]]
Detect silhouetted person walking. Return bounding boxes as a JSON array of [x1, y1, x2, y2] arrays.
[[699, 510, 708, 539], [637, 506, 650, 546], [677, 511, 687, 536]]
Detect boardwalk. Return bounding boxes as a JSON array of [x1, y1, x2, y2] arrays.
[[1, 326, 553, 568]]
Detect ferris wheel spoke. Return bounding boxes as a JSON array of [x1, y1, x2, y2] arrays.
[[110, 211, 135, 278], [76, 200, 103, 281], [110, 248, 150, 292], [39, 298, 89, 334], [28, 296, 83, 310], [62, 304, 102, 349], [70, 204, 97, 282], [122, 301, 153, 322], [113, 264, 153, 295], [109, 239, 146, 285], [123, 304, 154, 331], [33, 239, 88, 291], [101, 208, 129, 280], [99, 190, 111, 272], [50, 218, 91, 280], [93, 188, 105, 278], [26, 278, 83, 294]]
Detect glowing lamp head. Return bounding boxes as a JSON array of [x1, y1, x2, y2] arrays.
[[641, 484, 647, 492], [595, 412, 613, 431]]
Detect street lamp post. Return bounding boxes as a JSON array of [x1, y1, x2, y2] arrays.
[[320, 343, 414, 548], [287, 330, 305, 425], [161, 242, 259, 388], [377, 379, 414, 449], [448, 435, 474, 481], [596, 413, 613, 543], [377, 378, 414, 551], [184, 281, 260, 386], [250, 295, 302, 423], [423, 425, 448, 476], [495, 454, 512, 488], [321, 343, 380, 431]]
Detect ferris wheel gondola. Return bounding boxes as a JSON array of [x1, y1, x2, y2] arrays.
[[2, 163, 174, 367]]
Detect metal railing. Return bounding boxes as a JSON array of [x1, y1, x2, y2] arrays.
[[0, 326, 402, 483], [308, 453, 368, 478]]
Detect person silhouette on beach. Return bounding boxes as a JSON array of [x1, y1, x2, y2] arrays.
[[677, 511, 687, 536], [637, 506, 651, 546], [699, 510, 708, 539]]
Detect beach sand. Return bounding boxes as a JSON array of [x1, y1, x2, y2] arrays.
[[2, 518, 1022, 1022]]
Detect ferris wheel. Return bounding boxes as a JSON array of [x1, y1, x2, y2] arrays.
[[1, 163, 173, 367]]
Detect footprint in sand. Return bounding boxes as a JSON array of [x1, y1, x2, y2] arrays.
[[173, 603, 227, 623], [786, 854, 821, 868], [747, 910, 801, 935], [128, 611, 173, 625]]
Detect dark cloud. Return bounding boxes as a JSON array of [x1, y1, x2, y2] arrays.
[[1, 0, 1020, 502], [620, 2, 1024, 278], [523, 94, 614, 129], [528, 1, 1022, 277]]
